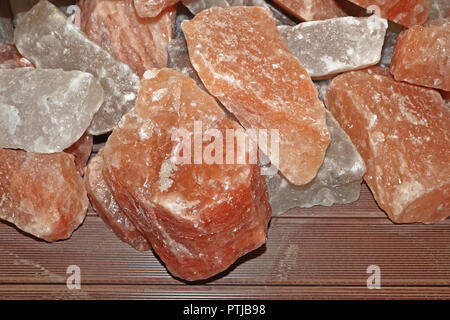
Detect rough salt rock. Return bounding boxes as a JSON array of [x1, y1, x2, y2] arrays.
[[64, 133, 93, 176], [182, 7, 330, 186], [85, 151, 151, 251], [133, 0, 180, 18], [390, 19, 450, 91], [272, 0, 346, 21], [14, 1, 140, 135], [347, 0, 429, 27], [278, 15, 388, 79], [182, 0, 296, 26], [99, 68, 271, 281], [325, 68, 450, 224], [267, 110, 366, 215], [379, 22, 402, 67], [428, 0, 450, 21], [0, 43, 33, 69], [0, 148, 88, 241], [0, 68, 103, 153], [79, 0, 175, 77]]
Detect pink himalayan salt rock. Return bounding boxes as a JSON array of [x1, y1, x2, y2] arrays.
[[182, 7, 330, 186], [0, 149, 88, 241], [96, 68, 271, 281], [79, 0, 175, 77], [64, 132, 93, 176], [133, 0, 180, 18], [0, 43, 33, 69], [272, 0, 346, 21], [390, 18, 450, 92], [325, 68, 450, 224], [347, 0, 429, 27]]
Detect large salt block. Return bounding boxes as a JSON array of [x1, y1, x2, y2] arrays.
[[133, 0, 179, 18], [278, 15, 387, 79], [272, 0, 346, 21], [100, 68, 271, 281], [85, 151, 150, 251], [0, 148, 88, 241], [14, 1, 140, 135], [0, 43, 33, 69], [325, 69, 450, 224], [0, 68, 103, 153], [390, 19, 450, 92], [64, 133, 93, 176], [182, 7, 330, 186], [79, 0, 175, 77], [347, 0, 429, 27]]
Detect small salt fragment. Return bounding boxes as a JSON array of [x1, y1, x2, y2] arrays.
[[79, 0, 175, 77], [133, 0, 180, 18], [64, 133, 93, 176], [278, 16, 387, 79], [272, 0, 346, 21], [325, 68, 450, 224], [267, 110, 366, 215], [85, 151, 151, 251], [347, 0, 429, 27], [14, 1, 140, 135], [428, 0, 450, 21], [390, 18, 450, 91], [0, 68, 103, 153], [182, 7, 330, 186], [0, 43, 33, 69], [0, 148, 88, 242], [379, 21, 402, 67]]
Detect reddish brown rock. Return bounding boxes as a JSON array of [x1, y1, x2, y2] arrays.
[[272, 0, 346, 21], [390, 19, 450, 91], [64, 132, 93, 176], [347, 0, 429, 27], [182, 7, 330, 186], [0, 43, 33, 69], [0, 149, 88, 241], [97, 68, 271, 281], [79, 0, 175, 77], [133, 0, 180, 18], [325, 69, 450, 224], [85, 151, 151, 251]]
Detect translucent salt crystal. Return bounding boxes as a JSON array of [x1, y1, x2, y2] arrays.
[[278, 16, 388, 79], [0, 68, 103, 153], [14, 1, 140, 135], [267, 110, 366, 214], [272, 0, 346, 21]]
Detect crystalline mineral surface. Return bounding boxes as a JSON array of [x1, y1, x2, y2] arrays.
[[428, 0, 450, 21], [325, 69, 450, 224], [64, 133, 93, 176], [390, 19, 450, 91], [80, 0, 175, 77], [267, 110, 366, 215], [347, 0, 429, 27], [133, 0, 180, 18], [85, 151, 151, 251], [0, 43, 33, 69], [182, 7, 330, 186], [0, 68, 103, 153], [14, 1, 140, 135], [272, 0, 346, 21], [278, 16, 387, 79], [97, 68, 271, 281], [0, 148, 88, 241]]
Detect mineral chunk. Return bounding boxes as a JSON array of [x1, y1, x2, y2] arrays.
[[278, 15, 388, 79], [133, 0, 180, 18], [390, 19, 450, 91], [272, 0, 346, 21], [85, 151, 151, 251], [428, 0, 450, 21], [0, 148, 88, 241], [0, 43, 33, 69], [64, 133, 93, 176], [79, 0, 175, 77], [267, 110, 366, 215], [347, 0, 429, 27], [325, 69, 450, 224], [0, 68, 103, 153], [182, 7, 330, 186], [14, 1, 140, 135], [98, 68, 271, 281]]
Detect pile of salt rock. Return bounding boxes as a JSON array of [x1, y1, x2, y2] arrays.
[[0, 0, 448, 281]]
